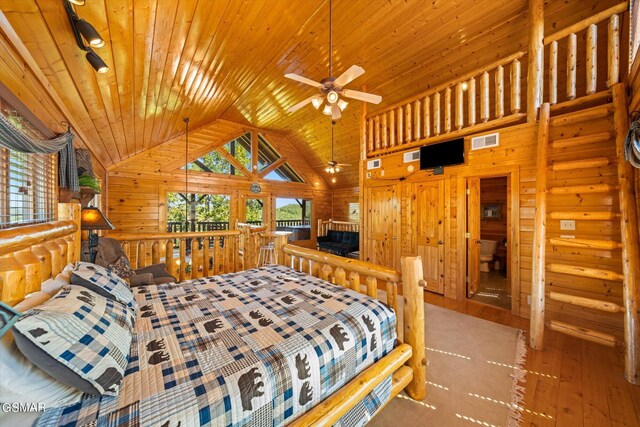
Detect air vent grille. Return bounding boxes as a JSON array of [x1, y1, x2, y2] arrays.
[[367, 159, 381, 170], [403, 150, 420, 163], [471, 133, 499, 150]]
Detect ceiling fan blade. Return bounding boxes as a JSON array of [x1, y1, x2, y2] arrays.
[[336, 163, 352, 167], [334, 65, 365, 88], [342, 88, 382, 104], [284, 73, 323, 88], [287, 96, 315, 113], [331, 104, 342, 120]]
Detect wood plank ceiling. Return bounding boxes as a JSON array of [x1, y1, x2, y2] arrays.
[[0, 0, 619, 187]]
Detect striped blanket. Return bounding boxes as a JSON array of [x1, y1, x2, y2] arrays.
[[36, 265, 397, 426]]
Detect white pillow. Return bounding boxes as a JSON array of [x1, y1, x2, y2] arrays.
[[40, 264, 74, 295], [0, 292, 84, 407]]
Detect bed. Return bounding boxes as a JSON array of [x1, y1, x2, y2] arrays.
[[0, 204, 426, 426]]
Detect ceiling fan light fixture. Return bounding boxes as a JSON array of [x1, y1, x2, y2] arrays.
[[322, 104, 332, 115], [86, 50, 109, 73], [76, 19, 105, 48], [311, 96, 323, 109], [335, 166, 341, 172], [337, 98, 348, 111], [326, 90, 339, 104]]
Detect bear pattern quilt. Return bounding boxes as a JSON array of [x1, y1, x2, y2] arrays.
[[36, 265, 397, 426]]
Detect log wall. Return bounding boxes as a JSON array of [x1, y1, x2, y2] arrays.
[[332, 187, 360, 222]]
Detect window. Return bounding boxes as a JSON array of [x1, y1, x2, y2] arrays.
[[245, 198, 264, 225], [275, 198, 311, 241], [222, 132, 252, 175], [0, 98, 56, 229], [264, 163, 304, 183], [257, 134, 281, 172], [184, 149, 234, 175], [166, 192, 230, 232]]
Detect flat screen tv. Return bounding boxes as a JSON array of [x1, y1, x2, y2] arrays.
[[419, 138, 465, 170]]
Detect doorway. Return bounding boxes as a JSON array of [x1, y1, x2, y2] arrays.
[[467, 176, 511, 310]]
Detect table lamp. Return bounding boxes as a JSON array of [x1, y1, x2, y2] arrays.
[[81, 206, 114, 263]]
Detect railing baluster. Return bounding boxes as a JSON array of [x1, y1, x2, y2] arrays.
[[212, 237, 219, 275], [433, 92, 441, 135], [495, 65, 504, 119], [334, 267, 346, 287], [608, 14, 619, 87], [368, 118, 375, 152], [586, 24, 597, 94], [444, 86, 452, 133], [413, 99, 421, 140], [366, 276, 377, 299], [567, 33, 577, 100], [151, 240, 160, 265], [423, 96, 431, 138], [179, 239, 186, 282], [374, 115, 381, 150], [165, 239, 175, 278], [549, 41, 558, 105], [405, 102, 412, 143], [455, 82, 464, 130], [349, 271, 360, 293], [481, 71, 490, 122], [137, 240, 146, 268], [396, 106, 403, 144], [381, 112, 388, 149], [389, 109, 396, 147], [468, 77, 476, 126], [511, 59, 521, 113], [121, 241, 130, 262]]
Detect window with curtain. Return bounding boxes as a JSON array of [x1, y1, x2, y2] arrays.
[[0, 97, 57, 229]]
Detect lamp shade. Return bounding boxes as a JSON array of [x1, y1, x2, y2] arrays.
[[81, 206, 115, 231]]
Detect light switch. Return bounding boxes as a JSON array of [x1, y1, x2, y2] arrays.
[[560, 220, 575, 231]]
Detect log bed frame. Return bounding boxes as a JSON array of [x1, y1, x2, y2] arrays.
[[0, 203, 427, 426]]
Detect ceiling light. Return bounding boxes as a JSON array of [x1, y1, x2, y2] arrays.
[[331, 177, 337, 183], [323, 104, 332, 115], [335, 166, 341, 172], [337, 99, 348, 111], [326, 90, 339, 104], [68, 0, 86, 4], [311, 96, 323, 109], [461, 81, 469, 91], [76, 19, 105, 48], [86, 50, 109, 73]]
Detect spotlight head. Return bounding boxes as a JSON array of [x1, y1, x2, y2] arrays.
[[76, 19, 105, 48], [86, 50, 109, 73], [326, 90, 339, 104]]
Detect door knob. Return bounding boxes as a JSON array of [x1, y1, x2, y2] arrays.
[[475, 239, 481, 244], [438, 240, 443, 245], [392, 236, 397, 240]]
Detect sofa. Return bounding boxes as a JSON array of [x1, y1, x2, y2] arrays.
[[317, 230, 359, 256]]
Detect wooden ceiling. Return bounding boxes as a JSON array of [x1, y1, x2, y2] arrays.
[[0, 0, 621, 187]]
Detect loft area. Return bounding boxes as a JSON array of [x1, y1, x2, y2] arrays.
[[0, 0, 639, 426]]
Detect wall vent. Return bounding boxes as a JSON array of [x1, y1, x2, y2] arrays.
[[403, 150, 420, 163], [367, 159, 381, 170], [471, 133, 499, 150]]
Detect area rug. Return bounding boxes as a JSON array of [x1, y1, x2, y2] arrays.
[[369, 297, 526, 427]]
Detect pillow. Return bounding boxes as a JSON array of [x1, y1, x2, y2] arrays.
[[71, 262, 137, 314], [0, 292, 84, 407], [108, 256, 136, 280], [129, 273, 155, 287], [12, 286, 133, 396]]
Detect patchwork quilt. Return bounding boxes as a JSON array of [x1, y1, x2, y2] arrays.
[[36, 265, 397, 426]]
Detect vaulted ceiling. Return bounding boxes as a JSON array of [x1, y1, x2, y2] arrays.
[[0, 0, 619, 187]]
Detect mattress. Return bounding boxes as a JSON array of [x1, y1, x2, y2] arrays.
[[36, 265, 397, 426]]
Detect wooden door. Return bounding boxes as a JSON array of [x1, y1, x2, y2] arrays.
[[365, 185, 399, 270], [467, 177, 481, 296], [414, 181, 445, 294]]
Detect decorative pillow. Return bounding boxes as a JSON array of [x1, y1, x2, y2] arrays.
[[108, 256, 136, 280], [71, 262, 137, 314], [0, 292, 85, 407], [12, 286, 133, 396]]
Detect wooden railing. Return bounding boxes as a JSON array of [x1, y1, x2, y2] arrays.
[[109, 230, 242, 282], [365, 52, 527, 156], [543, 2, 626, 106], [317, 219, 360, 236], [167, 221, 230, 233]]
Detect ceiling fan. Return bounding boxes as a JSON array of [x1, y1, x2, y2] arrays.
[[325, 121, 351, 174], [285, 0, 382, 120]]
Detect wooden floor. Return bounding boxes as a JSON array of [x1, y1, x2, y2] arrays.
[[423, 293, 640, 427]]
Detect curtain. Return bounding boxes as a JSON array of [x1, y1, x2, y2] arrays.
[[625, 118, 640, 168], [0, 114, 79, 191]]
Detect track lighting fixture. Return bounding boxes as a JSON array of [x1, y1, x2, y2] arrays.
[[63, 0, 109, 74], [86, 50, 109, 73]]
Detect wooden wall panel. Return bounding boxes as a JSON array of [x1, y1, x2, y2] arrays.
[[331, 187, 360, 222], [362, 109, 625, 337]]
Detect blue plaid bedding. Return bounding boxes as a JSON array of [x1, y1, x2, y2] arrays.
[[36, 265, 397, 426]]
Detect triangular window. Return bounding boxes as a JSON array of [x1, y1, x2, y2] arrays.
[[183, 149, 234, 175], [264, 162, 304, 183], [257, 134, 281, 172], [222, 132, 252, 176]]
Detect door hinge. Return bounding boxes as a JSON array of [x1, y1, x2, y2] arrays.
[[465, 232, 470, 238], [466, 188, 471, 195], [466, 276, 470, 283]]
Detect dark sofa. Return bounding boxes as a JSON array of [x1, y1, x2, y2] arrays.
[[317, 230, 359, 256]]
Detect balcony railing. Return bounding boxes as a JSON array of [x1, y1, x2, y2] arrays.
[[167, 219, 310, 233]]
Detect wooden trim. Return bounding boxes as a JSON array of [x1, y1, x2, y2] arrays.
[[217, 146, 252, 177], [530, 103, 550, 350], [548, 320, 617, 347], [258, 157, 287, 178], [544, 2, 629, 45], [527, 0, 544, 122]]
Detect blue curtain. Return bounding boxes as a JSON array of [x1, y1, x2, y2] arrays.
[[0, 114, 79, 191]]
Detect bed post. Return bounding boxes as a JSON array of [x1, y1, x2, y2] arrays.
[[401, 256, 427, 400]]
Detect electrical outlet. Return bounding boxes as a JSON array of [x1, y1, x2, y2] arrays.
[[560, 220, 575, 231]]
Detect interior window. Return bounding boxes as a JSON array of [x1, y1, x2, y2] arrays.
[[166, 192, 231, 232], [275, 198, 311, 240]]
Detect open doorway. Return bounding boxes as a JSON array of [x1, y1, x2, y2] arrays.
[[467, 176, 510, 310]]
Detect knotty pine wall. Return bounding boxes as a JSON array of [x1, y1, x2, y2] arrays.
[[362, 109, 625, 338], [331, 187, 360, 222]]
